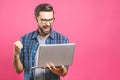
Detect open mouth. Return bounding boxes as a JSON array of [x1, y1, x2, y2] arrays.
[[43, 25, 50, 31]]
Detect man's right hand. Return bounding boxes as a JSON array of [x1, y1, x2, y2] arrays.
[[14, 41, 23, 55]]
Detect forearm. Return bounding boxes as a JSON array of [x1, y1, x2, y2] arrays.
[[13, 54, 23, 74]]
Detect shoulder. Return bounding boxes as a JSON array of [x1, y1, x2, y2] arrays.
[[56, 31, 67, 38], [20, 30, 38, 42], [51, 30, 69, 42]]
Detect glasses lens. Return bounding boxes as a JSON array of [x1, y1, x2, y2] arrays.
[[40, 18, 54, 24]]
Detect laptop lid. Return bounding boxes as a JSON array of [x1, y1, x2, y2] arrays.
[[37, 43, 75, 68]]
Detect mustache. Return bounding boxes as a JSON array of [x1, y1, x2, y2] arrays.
[[44, 25, 51, 27]]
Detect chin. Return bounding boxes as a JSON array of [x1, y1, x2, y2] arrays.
[[44, 29, 51, 34], [43, 31, 50, 35]]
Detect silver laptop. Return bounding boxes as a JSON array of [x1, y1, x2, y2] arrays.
[[37, 43, 75, 68]]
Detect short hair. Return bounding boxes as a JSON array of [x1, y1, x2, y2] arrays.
[[34, 3, 54, 17]]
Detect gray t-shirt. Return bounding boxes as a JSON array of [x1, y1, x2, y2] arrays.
[[34, 35, 47, 80]]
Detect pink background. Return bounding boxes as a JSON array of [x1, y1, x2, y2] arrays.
[[0, 0, 120, 80]]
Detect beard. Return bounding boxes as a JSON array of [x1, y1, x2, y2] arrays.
[[38, 25, 52, 36]]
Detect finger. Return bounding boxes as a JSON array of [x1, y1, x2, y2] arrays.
[[50, 63, 56, 69], [46, 64, 52, 70], [61, 65, 64, 68], [14, 41, 23, 50], [14, 41, 22, 47], [14, 41, 23, 54], [16, 41, 23, 49]]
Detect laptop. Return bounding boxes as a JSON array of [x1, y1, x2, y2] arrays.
[[36, 43, 75, 68]]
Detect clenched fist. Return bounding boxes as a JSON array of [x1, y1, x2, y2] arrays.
[[14, 41, 23, 55]]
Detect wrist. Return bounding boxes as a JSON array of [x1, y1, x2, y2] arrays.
[[14, 53, 20, 61], [14, 51, 19, 55], [14, 53, 19, 57]]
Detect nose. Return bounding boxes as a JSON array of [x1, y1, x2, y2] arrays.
[[46, 21, 51, 26]]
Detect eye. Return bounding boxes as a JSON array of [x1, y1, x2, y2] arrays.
[[49, 18, 53, 21], [41, 19, 46, 21]]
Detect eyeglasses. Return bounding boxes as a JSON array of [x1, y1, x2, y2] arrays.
[[38, 17, 55, 24]]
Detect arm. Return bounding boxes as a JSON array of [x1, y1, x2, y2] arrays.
[[13, 41, 24, 74]]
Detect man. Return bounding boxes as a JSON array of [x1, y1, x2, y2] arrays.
[[13, 3, 69, 80]]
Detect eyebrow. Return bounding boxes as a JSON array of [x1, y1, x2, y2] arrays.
[[41, 18, 54, 19]]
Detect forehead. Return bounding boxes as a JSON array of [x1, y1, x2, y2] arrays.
[[39, 11, 54, 19]]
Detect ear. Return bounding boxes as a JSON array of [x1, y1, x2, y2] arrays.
[[34, 17, 38, 23]]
